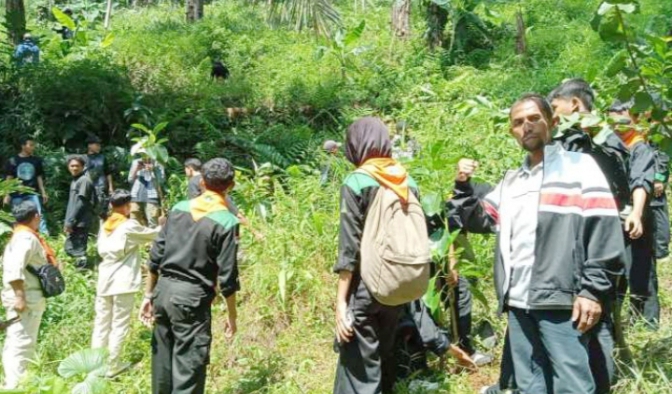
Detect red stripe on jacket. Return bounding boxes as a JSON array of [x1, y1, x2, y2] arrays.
[[540, 193, 617, 210], [483, 200, 500, 223]]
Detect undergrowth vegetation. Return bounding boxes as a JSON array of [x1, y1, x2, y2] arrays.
[[1, 0, 672, 392]]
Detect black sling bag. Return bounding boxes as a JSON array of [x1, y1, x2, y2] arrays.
[[26, 264, 66, 298]]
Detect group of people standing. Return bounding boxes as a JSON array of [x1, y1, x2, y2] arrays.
[[0, 78, 669, 394], [332, 79, 670, 394]]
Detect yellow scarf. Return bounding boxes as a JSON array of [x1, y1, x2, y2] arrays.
[[358, 158, 410, 202], [13, 224, 57, 266], [619, 130, 646, 149], [103, 212, 129, 235], [190, 190, 229, 221]]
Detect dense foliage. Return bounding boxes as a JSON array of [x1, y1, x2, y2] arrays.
[[1, 0, 672, 393]]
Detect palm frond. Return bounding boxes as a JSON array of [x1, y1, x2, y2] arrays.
[[268, 0, 342, 36]]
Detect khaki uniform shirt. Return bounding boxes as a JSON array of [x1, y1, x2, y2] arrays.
[[97, 219, 160, 297], [1, 232, 48, 310]]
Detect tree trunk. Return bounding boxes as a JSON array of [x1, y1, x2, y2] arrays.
[[186, 0, 203, 22], [515, 9, 527, 56], [426, 2, 448, 50], [104, 0, 113, 30], [6, 0, 26, 46], [391, 0, 411, 39]]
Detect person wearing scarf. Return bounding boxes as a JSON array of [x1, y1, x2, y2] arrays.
[[1, 201, 53, 389], [333, 117, 419, 394], [91, 189, 161, 377], [609, 99, 659, 330]]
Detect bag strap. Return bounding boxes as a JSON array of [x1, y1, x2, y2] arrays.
[[25, 264, 39, 277]]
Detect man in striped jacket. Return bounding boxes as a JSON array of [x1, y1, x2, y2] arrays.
[[452, 94, 626, 393]]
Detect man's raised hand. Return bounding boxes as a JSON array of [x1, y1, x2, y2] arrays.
[[456, 159, 479, 182]]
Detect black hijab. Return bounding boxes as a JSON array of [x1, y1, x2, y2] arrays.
[[345, 117, 392, 166]]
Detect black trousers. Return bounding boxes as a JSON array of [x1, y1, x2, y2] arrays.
[[651, 202, 670, 259], [151, 278, 212, 394], [334, 278, 402, 394], [619, 216, 660, 328], [65, 227, 88, 259]]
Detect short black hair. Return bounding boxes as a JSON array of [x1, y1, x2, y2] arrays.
[[547, 78, 595, 111], [19, 136, 34, 147], [202, 158, 234, 193], [510, 93, 554, 123], [86, 135, 102, 145], [608, 98, 634, 113], [110, 189, 132, 208], [184, 158, 202, 172], [66, 154, 86, 166], [12, 200, 39, 224]]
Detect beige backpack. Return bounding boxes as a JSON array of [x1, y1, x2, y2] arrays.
[[360, 179, 431, 306]]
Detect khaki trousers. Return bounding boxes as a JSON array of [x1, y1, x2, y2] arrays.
[[130, 202, 160, 228], [91, 293, 135, 370], [2, 305, 45, 389]]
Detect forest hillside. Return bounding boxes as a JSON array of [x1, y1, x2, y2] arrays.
[[0, 0, 671, 393]]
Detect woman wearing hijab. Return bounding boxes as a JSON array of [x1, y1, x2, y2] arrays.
[[332, 117, 420, 394]]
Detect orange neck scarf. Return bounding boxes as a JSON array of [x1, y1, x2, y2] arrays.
[[358, 158, 410, 202], [103, 212, 129, 235], [191, 190, 229, 221], [619, 130, 646, 149], [13, 224, 57, 266]]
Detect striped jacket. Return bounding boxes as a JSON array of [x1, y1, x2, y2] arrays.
[[451, 143, 625, 314]]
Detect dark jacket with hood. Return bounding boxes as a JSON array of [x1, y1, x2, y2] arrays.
[[449, 143, 625, 314]]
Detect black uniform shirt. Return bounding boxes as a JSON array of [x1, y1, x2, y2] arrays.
[[628, 141, 655, 195], [148, 191, 240, 298]]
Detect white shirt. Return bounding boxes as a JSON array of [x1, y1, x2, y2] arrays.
[[1, 231, 49, 309], [97, 219, 160, 297], [506, 160, 543, 309]]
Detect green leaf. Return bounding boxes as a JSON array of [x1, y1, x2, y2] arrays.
[[615, 3, 636, 13], [154, 122, 169, 134], [617, 79, 641, 102], [557, 113, 581, 133], [131, 123, 150, 133], [597, 2, 615, 16], [72, 372, 108, 394], [0, 221, 11, 236], [344, 21, 365, 47], [430, 0, 451, 11], [278, 269, 287, 306], [580, 113, 603, 129], [100, 33, 114, 48], [58, 349, 108, 379], [422, 275, 442, 318], [605, 50, 628, 77], [593, 7, 626, 42], [155, 146, 169, 165], [52, 7, 76, 30], [632, 91, 653, 114], [421, 192, 443, 217]]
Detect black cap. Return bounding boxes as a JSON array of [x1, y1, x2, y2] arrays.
[[86, 135, 102, 145]]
